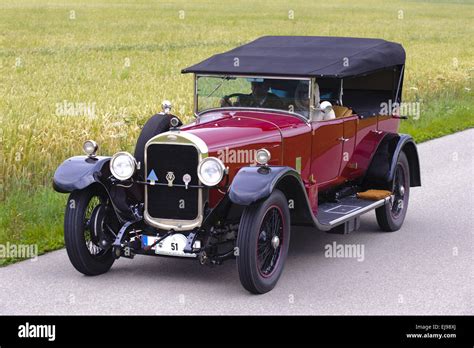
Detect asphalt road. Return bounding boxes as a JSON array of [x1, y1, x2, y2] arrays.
[[1, 129, 472, 315]]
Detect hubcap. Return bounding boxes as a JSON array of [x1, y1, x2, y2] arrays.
[[399, 185, 405, 196], [271, 235, 280, 249]]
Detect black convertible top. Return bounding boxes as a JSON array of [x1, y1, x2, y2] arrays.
[[182, 36, 405, 78]]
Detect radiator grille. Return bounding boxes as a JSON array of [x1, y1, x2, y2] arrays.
[[146, 143, 199, 220]]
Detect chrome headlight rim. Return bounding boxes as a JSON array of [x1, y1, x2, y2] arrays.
[[110, 151, 137, 181], [197, 156, 225, 187]]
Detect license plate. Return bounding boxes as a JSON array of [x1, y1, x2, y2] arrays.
[[142, 234, 196, 258]]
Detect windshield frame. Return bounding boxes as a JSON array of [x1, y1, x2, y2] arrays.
[[193, 74, 313, 120]]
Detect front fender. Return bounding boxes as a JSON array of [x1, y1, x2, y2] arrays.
[[227, 165, 323, 228], [228, 166, 300, 206], [53, 156, 111, 193]]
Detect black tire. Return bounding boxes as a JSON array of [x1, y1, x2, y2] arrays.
[[134, 113, 181, 177], [376, 151, 410, 232], [64, 185, 115, 275], [236, 189, 291, 294]]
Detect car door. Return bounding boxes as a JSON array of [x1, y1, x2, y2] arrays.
[[344, 114, 381, 180], [339, 114, 358, 179], [310, 118, 344, 190]]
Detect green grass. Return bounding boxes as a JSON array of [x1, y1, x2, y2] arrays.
[[400, 93, 473, 142], [0, 0, 473, 265], [0, 187, 65, 266]]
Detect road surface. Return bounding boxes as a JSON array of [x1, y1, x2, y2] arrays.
[[1, 129, 472, 315]]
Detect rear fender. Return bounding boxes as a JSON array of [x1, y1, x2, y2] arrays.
[[387, 134, 421, 187], [364, 133, 421, 189]]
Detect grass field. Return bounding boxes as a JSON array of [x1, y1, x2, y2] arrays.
[[0, 0, 473, 265]]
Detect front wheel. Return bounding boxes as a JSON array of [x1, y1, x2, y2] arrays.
[[236, 189, 291, 294], [376, 151, 410, 232], [64, 185, 115, 275]]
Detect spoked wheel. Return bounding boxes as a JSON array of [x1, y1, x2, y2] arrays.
[[376, 152, 410, 232], [257, 207, 284, 277], [64, 184, 115, 275], [237, 189, 290, 294]]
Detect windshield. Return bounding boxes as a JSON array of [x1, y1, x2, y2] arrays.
[[196, 75, 311, 117]]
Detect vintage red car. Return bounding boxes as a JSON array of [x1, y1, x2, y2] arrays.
[[53, 36, 421, 294]]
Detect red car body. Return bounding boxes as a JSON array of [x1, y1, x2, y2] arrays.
[[182, 109, 398, 214]]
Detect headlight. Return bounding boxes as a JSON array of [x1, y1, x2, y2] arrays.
[[110, 152, 137, 181], [197, 157, 225, 186], [255, 148, 271, 165], [83, 140, 98, 157]]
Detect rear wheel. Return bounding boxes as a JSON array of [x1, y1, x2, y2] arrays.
[[376, 152, 410, 232], [236, 190, 290, 294], [64, 185, 115, 275]]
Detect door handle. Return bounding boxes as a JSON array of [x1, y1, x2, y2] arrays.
[[338, 137, 349, 142]]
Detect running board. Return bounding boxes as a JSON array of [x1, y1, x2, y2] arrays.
[[316, 195, 391, 233]]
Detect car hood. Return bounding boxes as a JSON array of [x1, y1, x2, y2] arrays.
[[180, 109, 306, 154]]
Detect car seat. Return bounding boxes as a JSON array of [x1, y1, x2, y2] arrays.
[[332, 106, 353, 118]]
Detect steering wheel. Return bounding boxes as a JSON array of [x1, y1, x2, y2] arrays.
[[221, 93, 249, 107]]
